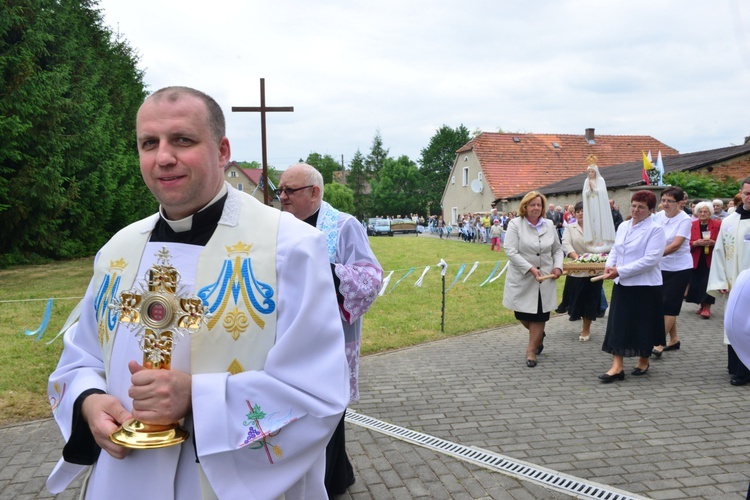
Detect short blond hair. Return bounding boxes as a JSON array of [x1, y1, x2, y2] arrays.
[[518, 191, 547, 218]]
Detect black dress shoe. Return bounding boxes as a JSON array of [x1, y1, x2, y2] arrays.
[[526, 359, 537, 368], [536, 332, 546, 355], [663, 341, 681, 351], [598, 371, 625, 383], [631, 365, 649, 376], [730, 375, 750, 386], [651, 348, 662, 358]]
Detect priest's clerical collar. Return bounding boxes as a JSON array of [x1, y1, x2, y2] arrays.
[[303, 208, 321, 227], [160, 184, 228, 232]]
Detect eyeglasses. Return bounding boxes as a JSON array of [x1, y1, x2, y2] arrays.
[[661, 199, 676, 204], [274, 185, 313, 197]]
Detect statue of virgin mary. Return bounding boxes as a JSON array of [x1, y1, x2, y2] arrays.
[[581, 155, 616, 253]]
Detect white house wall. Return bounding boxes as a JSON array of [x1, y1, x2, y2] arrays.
[[441, 151, 496, 223]]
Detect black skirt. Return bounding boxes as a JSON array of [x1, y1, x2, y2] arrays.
[[514, 292, 550, 323], [661, 269, 692, 315], [602, 283, 665, 358], [566, 276, 604, 321], [685, 255, 715, 305]]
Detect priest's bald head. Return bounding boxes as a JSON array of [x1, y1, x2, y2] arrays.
[[278, 163, 324, 220]]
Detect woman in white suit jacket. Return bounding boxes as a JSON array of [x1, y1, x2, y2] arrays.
[[598, 190, 666, 382], [503, 191, 564, 367]]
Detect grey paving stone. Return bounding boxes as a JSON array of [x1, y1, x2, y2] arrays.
[[5, 296, 750, 498]]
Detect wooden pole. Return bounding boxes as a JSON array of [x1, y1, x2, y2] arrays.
[[231, 78, 294, 205]]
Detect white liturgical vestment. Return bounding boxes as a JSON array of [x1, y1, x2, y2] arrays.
[[47, 185, 349, 499]]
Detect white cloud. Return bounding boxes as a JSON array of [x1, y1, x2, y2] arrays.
[[99, 0, 750, 166]]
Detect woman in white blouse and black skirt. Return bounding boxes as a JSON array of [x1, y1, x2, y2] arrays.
[[651, 186, 693, 357], [598, 190, 666, 382]]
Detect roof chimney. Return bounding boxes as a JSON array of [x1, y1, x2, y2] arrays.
[[585, 128, 595, 143]]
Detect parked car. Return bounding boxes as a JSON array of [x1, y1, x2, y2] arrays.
[[368, 218, 393, 236]]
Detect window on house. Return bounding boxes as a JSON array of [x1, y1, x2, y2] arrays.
[[462, 167, 469, 186], [229, 171, 237, 178], [478, 172, 483, 181], [237, 183, 243, 191], [451, 176, 455, 185], [452, 207, 458, 225]]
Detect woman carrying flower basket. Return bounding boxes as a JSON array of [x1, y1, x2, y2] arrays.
[[503, 191, 564, 367], [561, 201, 605, 341], [598, 190, 665, 383]]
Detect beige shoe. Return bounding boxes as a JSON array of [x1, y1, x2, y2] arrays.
[[579, 334, 590, 342]]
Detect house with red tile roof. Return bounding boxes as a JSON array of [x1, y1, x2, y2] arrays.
[[527, 141, 750, 214], [441, 128, 678, 222], [224, 161, 281, 208]]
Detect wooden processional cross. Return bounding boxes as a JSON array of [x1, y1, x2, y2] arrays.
[[232, 78, 294, 205]]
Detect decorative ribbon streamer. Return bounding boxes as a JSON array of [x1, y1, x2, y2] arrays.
[[378, 270, 394, 296], [389, 267, 415, 293], [413, 266, 432, 287], [45, 299, 84, 345], [445, 263, 467, 292], [462, 261, 480, 282], [479, 261, 503, 286], [490, 261, 510, 283], [24, 299, 53, 341]]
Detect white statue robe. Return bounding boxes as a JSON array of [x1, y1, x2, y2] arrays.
[[316, 201, 383, 401], [47, 186, 349, 499], [581, 165, 616, 250]]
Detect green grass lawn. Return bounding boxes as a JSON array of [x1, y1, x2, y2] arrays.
[[364, 235, 517, 353], [0, 258, 93, 425], [0, 235, 610, 425]]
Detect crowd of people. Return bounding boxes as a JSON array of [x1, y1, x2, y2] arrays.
[[44, 84, 749, 498], [501, 179, 750, 388]]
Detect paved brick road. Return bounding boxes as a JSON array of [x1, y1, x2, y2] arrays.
[[2, 296, 748, 499]]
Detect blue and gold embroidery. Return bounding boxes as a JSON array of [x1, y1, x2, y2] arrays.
[[198, 242, 275, 339], [94, 258, 126, 345]]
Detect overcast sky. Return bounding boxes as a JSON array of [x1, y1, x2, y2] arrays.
[[98, 0, 750, 169]]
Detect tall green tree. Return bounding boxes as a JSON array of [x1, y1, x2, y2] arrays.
[[370, 155, 422, 217], [323, 183, 355, 215], [305, 152, 339, 185], [419, 124, 471, 215], [347, 150, 370, 218], [364, 130, 389, 176], [0, 0, 148, 265], [346, 150, 367, 195]]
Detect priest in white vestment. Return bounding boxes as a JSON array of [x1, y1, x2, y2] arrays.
[[278, 163, 383, 496], [47, 87, 349, 499], [707, 177, 750, 386]]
